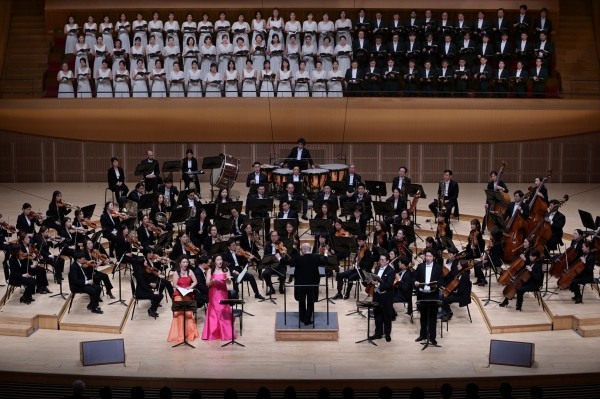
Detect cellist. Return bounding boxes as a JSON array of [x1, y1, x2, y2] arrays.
[[515, 248, 543, 311], [440, 259, 472, 322], [503, 190, 529, 221], [499, 237, 533, 307], [569, 241, 595, 304], [332, 233, 375, 300], [568, 229, 585, 257], [545, 199, 566, 252]]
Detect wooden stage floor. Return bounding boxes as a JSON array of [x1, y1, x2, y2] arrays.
[[0, 182, 599, 388]]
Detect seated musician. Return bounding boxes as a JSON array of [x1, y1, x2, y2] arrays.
[[142, 248, 174, 298], [193, 255, 210, 309], [133, 255, 164, 318], [339, 164, 362, 209], [429, 169, 459, 219], [8, 244, 36, 304], [500, 237, 533, 307], [46, 190, 71, 229], [372, 221, 390, 253], [68, 251, 103, 314], [385, 188, 406, 228], [157, 177, 179, 212], [222, 238, 265, 300], [82, 238, 114, 299], [142, 150, 161, 193], [332, 233, 375, 300], [170, 233, 200, 264], [248, 184, 271, 234], [332, 219, 351, 262], [515, 248, 543, 311], [347, 183, 372, 219], [127, 182, 145, 203], [150, 194, 173, 232], [316, 183, 335, 201], [545, 199, 566, 252], [474, 228, 504, 286], [315, 203, 336, 222], [0, 217, 13, 281], [504, 190, 529, 221], [230, 208, 246, 238], [16, 203, 41, 236], [440, 259, 472, 322], [349, 206, 368, 235], [283, 138, 315, 170], [570, 241, 596, 304], [17, 232, 51, 295], [202, 225, 222, 256], [188, 208, 210, 248], [277, 200, 298, 220], [108, 157, 129, 206], [59, 217, 84, 258], [286, 166, 303, 184], [393, 255, 414, 317], [136, 215, 164, 256], [391, 166, 411, 194], [262, 230, 288, 295], [114, 225, 144, 268], [100, 202, 121, 258], [213, 188, 232, 204], [239, 223, 262, 260], [569, 229, 585, 257], [280, 182, 308, 220], [33, 226, 65, 282], [246, 161, 268, 189], [181, 148, 201, 191], [390, 229, 411, 260], [182, 189, 202, 232]]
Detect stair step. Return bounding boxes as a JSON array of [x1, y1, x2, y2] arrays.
[[0, 323, 36, 337], [573, 314, 600, 326], [574, 324, 600, 338]]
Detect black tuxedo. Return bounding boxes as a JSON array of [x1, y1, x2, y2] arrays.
[[230, 214, 246, 237], [193, 266, 209, 307], [419, 68, 438, 95], [347, 192, 373, 219], [133, 266, 163, 312], [141, 158, 161, 193], [68, 261, 101, 310], [534, 18, 552, 38], [279, 190, 308, 216], [8, 256, 36, 299], [127, 190, 143, 203], [440, 42, 457, 63], [530, 66, 549, 97], [246, 171, 268, 188], [181, 157, 200, 190], [370, 43, 387, 69], [16, 213, 39, 235], [354, 17, 371, 33], [291, 253, 327, 323], [473, 64, 492, 95], [570, 254, 596, 297], [492, 18, 510, 41], [415, 262, 443, 340], [472, 19, 491, 41], [371, 19, 387, 35], [513, 14, 531, 31], [261, 242, 287, 292], [285, 148, 313, 170], [547, 210, 566, 250], [458, 39, 476, 66], [392, 176, 412, 193], [422, 18, 437, 35], [276, 209, 298, 220], [404, 40, 422, 61], [495, 40, 513, 59], [107, 167, 129, 198], [493, 68, 510, 96], [429, 180, 459, 217], [372, 264, 396, 337], [394, 268, 414, 313], [387, 41, 404, 65], [352, 38, 371, 67], [382, 66, 401, 93], [342, 173, 362, 192], [344, 67, 366, 95], [436, 67, 454, 94], [403, 67, 419, 95], [476, 42, 495, 59], [511, 68, 529, 97], [222, 249, 260, 296]]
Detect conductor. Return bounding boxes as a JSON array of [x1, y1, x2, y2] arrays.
[[291, 243, 328, 325]]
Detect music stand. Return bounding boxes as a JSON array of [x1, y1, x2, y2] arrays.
[[488, 213, 508, 235], [341, 221, 360, 236], [406, 184, 426, 227], [355, 301, 379, 346], [162, 160, 181, 174], [333, 236, 356, 257], [138, 194, 155, 211], [156, 231, 173, 250], [324, 181, 346, 196], [202, 155, 223, 170], [134, 162, 155, 178], [220, 298, 245, 347], [274, 218, 298, 234], [287, 200, 302, 215], [80, 204, 96, 219], [246, 218, 264, 234], [398, 224, 417, 246], [313, 198, 339, 214], [217, 201, 243, 218], [258, 254, 280, 304], [169, 207, 191, 224], [249, 198, 273, 243], [209, 241, 229, 256], [578, 209, 597, 231], [171, 299, 198, 348], [309, 219, 333, 236], [199, 203, 216, 221], [373, 201, 395, 221], [342, 201, 364, 218], [416, 299, 442, 350], [291, 182, 303, 195], [176, 189, 192, 206], [214, 219, 233, 236], [365, 180, 387, 200]]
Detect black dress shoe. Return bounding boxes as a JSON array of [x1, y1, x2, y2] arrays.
[[98, 298, 103, 302], [415, 336, 426, 342], [19, 296, 31, 305], [332, 293, 343, 300], [369, 334, 383, 340], [36, 288, 47, 294], [255, 293, 265, 300], [148, 309, 159, 318], [266, 288, 275, 295], [87, 304, 93, 310], [499, 298, 509, 307], [385, 335, 391, 342], [301, 214, 308, 221], [575, 297, 583, 304], [91, 307, 104, 314], [107, 292, 116, 299], [303, 320, 313, 326], [279, 286, 286, 294], [515, 305, 522, 311], [430, 339, 438, 345]]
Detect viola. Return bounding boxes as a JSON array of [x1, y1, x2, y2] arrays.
[[0, 221, 17, 233], [236, 248, 254, 258], [82, 260, 98, 269], [335, 228, 350, 237], [184, 242, 201, 255]]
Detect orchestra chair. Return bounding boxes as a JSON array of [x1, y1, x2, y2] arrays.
[[104, 187, 115, 205], [580, 281, 600, 303], [129, 277, 156, 320], [440, 291, 473, 338], [393, 297, 414, 324], [1, 277, 22, 307], [66, 290, 89, 313], [228, 289, 244, 335]]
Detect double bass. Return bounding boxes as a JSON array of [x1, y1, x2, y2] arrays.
[[525, 169, 552, 236], [502, 201, 528, 263], [485, 161, 511, 230]]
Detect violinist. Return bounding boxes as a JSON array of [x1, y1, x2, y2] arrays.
[[69, 251, 103, 314], [133, 252, 164, 318], [59, 217, 82, 258], [16, 203, 42, 235], [142, 248, 174, 300], [157, 177, 179, 212], [8, 244, 36, 304], [34, 226, 66, 282], [372, 221, 390, 253], [474, 228, 504, 286], [239, 223, 262, 260], [262, 230, 289, 295], [350, 206, 368, 235], [385, 188, 406, 228], [390, 229, 410, 259], [545, 199, 566, 252], [107, 157, 129, 205], [500, 237, 533, 307], [440, 259, 472, 322], [100, 202, 121, 258], [515, 248, 543, 311], [569, 241, 595, 304], [283, 222, 300, 250], [73, 209, 96, 233], [18, 232, 51, 295], [466, 219, 485, 258], [188, 208, 210, 248], [332, 233, 374, 300], [202, 225, 221, 256], [136, 215, 164, 255], [170, 233, 199, 263], [429, 169, 459, 218], [222, 238, 265, 299], [435, 214, 453, 245], [114, 226, 144, 268], [82, 238, 115, 299], [503, 190, 529, 221], [394, 255, 414, 316], [311, 233, 336, 280], [46, 190, 72, 228], [181, 148, 201, 191]]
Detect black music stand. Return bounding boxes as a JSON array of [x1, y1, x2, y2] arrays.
[[248, 198, 273, 243], [214, 219, 233, 236], [578, 209, 597, 231], [134, 162, 155, 178], [162, 160, 181, 174], [365, 180, 387, 201], [416, 298, 441, 350], [169, 207, 191, 234], [216, 201, 243, 218], [488, 213, 508, 235], [176, 189, 192, 206], [258, 254, 280, 304], [324, 181, 346, 196], [80, 204, 96, 219], [341, 221, 360, 236], [342, 201, 365, 218], [109, 254, 129, 306], [333, 236, 356, 258], [285, 158, 309, 171], [373, 201, 394, 222], [200, 203, 216, 221], [220, 298, 245, 347], [287, 200, 302, 215], [246, 218, 264, 234], [156, 231, 173, 250], [171, 299, 198, 348], [309, 219, 333, 236], [138, 194, 155, 211], [274, 218, 298, 234], [313, 198, 339, 214], [406, 184, 426, 227], [355, 301, 379, 346], [209, 241, 229, 256]]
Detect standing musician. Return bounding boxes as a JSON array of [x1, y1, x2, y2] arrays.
[[8, 244, 36, 304], [82, 238, 115, 299], [394, 255, 414, 316], [283, 138, 315, 170], [487, 170, 508, 193], [290, 243, 328, 325], [181, 148, 201, 191], [503, 190, 529, 221], [280, 182, 308, 220], [114, 226, 144, 268], [100, 202, 121, 258], [107, 157, 129, 207], [222, 238, 265, 300], [69, 251, 103, 314], [525, 176, 549, 205], [569, 241, 595, 304], [262, 230, 288, 295], [246, 161, 269, 188], [545, 199, 566, 252], [332, 233, 374, 300], [142, 150, 161, 193], [46, 190, 73, 229], [369, 253, 396, 342], [429, 170, 459, 218], [391, 166, 411, 196], [440, 260, 472, 322], [34, 226, 66, 282], [142, 248, 174, 299], [474, 228, 504, 286], [157, 177, 179, 212], [414, 249, 443, 346], [16, 203, 42, 236], [515, 248, 543, 311]]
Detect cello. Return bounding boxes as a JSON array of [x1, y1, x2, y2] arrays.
[[525, 170, 552, 236], [442, 261, 473, 297], [502, 200, 527, 263], [529, 195, 569, 255], [549, 246, 578, 278]]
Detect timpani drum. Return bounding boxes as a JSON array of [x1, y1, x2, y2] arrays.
[[210, 154, 240, 189], [273, 168, 292, 192], [260, 164, 277, 183], [320, 163, 349, 182], [302, 168, 329, 191]]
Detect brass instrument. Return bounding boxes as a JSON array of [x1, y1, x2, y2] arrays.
[[163, 194, 172, 208], [155, 212, 168, 225]]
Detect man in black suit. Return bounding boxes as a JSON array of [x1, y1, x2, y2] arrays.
[[440, 35, 456, 66], [354, 8, 371, 38], [280, 182, 308, 220], [440, 260, 472, 322], [493, 60, 510, 97], [369, 253, 397, 342], [247, 184, 271, 234], [371, 12, 387, 37], [422, 32, 438, 66], [246, 161, 268, 189], [382, 58, 401, 95], [513, 4, 531, 37], [492, 8, 510, 43], [406, 9, 420, 34], [535, 32, 554, 69], [370, 35, 387, 70], [458, 32, 476, 67], [157, 177, 179, 211], [387, 33, 404, 66], [511, 61, 529, 97], [473, 10, 490, 43], [262, 230, 288, 295], [414, 249, 443, 345], [193, 256, 210, 308], [405, 32, 422, 65], [392, 166, 412, 193], [437, 59, 454, 96], [531, 58, 549, 98], [429, 169, 459, 218], [394, 256, 414, 315], [277, 200, 298, 220], [345, 59, 365, 96], [403, 59, 419, 96], [546, 199, 566, 251], [473, 55, 492, 97], [127, 182, 145, 203], [422, 9, 437, 37], [69, 251, 103, 314], [284, 139, 314, 170], [570, 241, 596, 303], [364, 58, 382, 95], [222, 238, 265, 300], [107, 157, 129, 201], [291, 243, 328, 325], [419, 60, 438, 96], [534, 8, 553, 40], [230, 208, 246, 237], [141, 150, 161, 193], [346, 183, 373, 220], [352, 30, 371, 69], [503, 190, 529, 222], [133, 255, 164, 318], [476, 34, 495, 62], [515, 32, 533, 68], [339, 164, 362, 210], [332, 234, 375, 300]]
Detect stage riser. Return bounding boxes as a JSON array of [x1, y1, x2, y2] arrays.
[[275, 331, 339, 341]]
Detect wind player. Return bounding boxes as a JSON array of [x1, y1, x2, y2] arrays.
[[246, 162, 269, 190], [429, 169, 459, 218]]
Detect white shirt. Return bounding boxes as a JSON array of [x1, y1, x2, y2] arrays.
[[349, 174, 354, 185], [296, 148, 302, 160], [187, 160, 192, 170], [376, 266, 386, 293], [445, 43, 450, 52], [114, 168, 120, 179], [500, 41, 507, 52], [521, 41, 527, 51], [255, 172, 261, 182], [230, 250, 239, 266], [516, 69, 522, 77], [423, 263, 434, 292], [444, 181, 449, 196], [282, 211, 289, 218], [498, 68, 504, 78]]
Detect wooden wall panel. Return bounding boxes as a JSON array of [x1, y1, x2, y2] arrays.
[[521, 143, 551, 184], [452, 145, 480, 183], [490, 143, 520, 183], [84, 142, 113, 182], [14, 142, 43, 182], [351, 144, 378, 181], [55, 142, 83, 182], [421, 144, 450, 183], [561, 143, 591, 183], [124, 145, 150, 183], [380, 143, 410, 183]]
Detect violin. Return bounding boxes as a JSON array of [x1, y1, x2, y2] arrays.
[[91, 249, 109, 264], [184, 242, 201, 255], [236, 248, 254, 259], [28, 211, 44, 221], [148, 223, 164, 236], [335, 228, 351, 237], [57, 199, 79, 210], [81, 218, 99, 229], [18, 250, 37, 260], [275, 241, 290, 257], [469, 229, 480, 250], [111, 210, 130, 220], [82, 260, 98, 269], [0, 221, 17, 233], [319, 244, 330, 255]]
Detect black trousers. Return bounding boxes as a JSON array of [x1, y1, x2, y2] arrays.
[[417, 293, 439, 340], [296, 286, 319, 323], [92, 270, 113, 292], [336, 269, 360, 292], [30, 265, 48, 289], [570, 276, 594, 297], [19, 276, 37, 299], [81, 284, 102, 309], [262, 263, 286, 289], [374, 291, 393, 337], [135, 290, 164, 312], [428, 198, 456, 218], [234, 272, 259, 295]]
